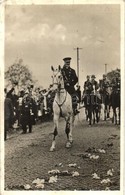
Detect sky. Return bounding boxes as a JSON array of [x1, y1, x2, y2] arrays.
[[5, 4, 120, 88]]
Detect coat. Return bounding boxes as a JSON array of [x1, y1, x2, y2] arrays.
[[4, 97, 14, 121], [61, 66, 78, 94], [20, 96, 37, 126]]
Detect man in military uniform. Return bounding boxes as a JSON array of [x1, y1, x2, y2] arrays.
[[99, 74, 110, 92], [83, 75, 93, 94], [91, 75, 99, 92], [61, 57, 79, 115], [20, 91, 37, 134], [111, 72, 120, 92]]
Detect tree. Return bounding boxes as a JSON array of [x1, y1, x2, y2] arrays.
[[5, 59, 35, 90], [107, 68, 120, 83]]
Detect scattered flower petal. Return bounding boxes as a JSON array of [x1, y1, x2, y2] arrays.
[[92, 173, 100, 179], [24, 184, 31, 190], [48, 169, 60, 174], [49, 175, 58, 183], [35, 183, 44, 189], [107, 169, 113, 176], [105, 187, 110, 190], [72, 171, 80, 177], [90, 155, 99, 159], [68, 163, 77, 167], [101, 178, 111, 184], [98, 149, 106, 153], [32, 178, 45, 184]]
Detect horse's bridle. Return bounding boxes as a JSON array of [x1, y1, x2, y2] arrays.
[[52, 71, 65, 92], [51, 70, 67, 108]]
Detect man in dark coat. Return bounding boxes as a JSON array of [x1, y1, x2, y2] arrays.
[[61, 57, 79, 115], [4, 89, 14, 141], [20, 91, 37, 134]]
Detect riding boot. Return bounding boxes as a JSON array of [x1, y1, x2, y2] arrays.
[[71, 94, 80, 115], [29, 124, 32, 133]]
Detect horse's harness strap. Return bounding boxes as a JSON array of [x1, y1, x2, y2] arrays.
[[55, 91, 67, 110]]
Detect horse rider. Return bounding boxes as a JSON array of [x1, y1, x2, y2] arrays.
[[111, 72, 120, 92], [61, 57, 80, 115], [91, 75, 101, 100], [99, 74, 110, 92], [83, 75, 93, 94]]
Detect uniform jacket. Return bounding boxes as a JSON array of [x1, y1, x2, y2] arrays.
[[61, 66, 78, 94], [4, 97, 14, 120], [21, 96, 37, 125], [84, 80, 93, 93], [91, 80, 99, 91]]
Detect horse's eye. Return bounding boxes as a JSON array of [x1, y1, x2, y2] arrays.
[[58, 75, 60, 78]]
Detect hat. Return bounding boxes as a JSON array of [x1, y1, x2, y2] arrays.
[[13, 81, 18, 85], [63, 57, 72, 62], [91, 75, 96, 78], [103, 74, 107, 78], [87, 75, 90, 78]]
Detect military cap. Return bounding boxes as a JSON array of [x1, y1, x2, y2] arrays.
[[63, 57, 72, 61], [91, 75, 96, 78], [103, 74, 107, 78], [30, 84, 34, 88], [87, 75, 90, 78], [13, 81, 18, 85]]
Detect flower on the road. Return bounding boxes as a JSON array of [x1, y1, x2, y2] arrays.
[[48, 169, 60, 174], [105, 187, 110, 190], [35, 183, 44, 189], [24, 184, 31, 190], [59, 163, 63, 167], [68, 163, 77, 167], [72, 171, 80, 177], [49, 175, 58, 183], [92, 173, 100, 179], [107, 169, 114, 176], [55, 163, 63, 167], [32, 178, 45, 185], [100, 178, 111, 184], [97, 149, 106, 153], [90, 155, 99, 159]]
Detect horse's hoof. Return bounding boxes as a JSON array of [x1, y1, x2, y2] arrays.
[[49, 147, 55, 152], [66, 142, 72, 148], [69, 140, 73, 144]]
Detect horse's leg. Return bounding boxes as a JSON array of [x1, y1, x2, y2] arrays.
[[101, 103, 105, 121], [96, 107, 99, 123], [65, 116, 73, 148], [88, 107, 92, 126], [119, 107, 120, 125], [50, 114, 59, 151], [92, 108, 95, 124], [104, 104, 106, 121], [113, 108, 117, 125], [107, 105, 110, 118]]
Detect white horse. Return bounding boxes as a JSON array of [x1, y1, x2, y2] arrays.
[[50, 65, 74, 151]]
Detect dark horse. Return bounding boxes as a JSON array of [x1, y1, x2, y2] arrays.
[[83, 91, 101, 126], [100, 89, 111, 121], [110, 89, 120, 125]]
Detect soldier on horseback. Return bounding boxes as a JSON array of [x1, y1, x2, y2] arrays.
[[99, 74, 110, 94], [99, 74, 110, 119], [61, 57, 80, 115]]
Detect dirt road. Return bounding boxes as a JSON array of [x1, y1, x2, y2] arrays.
[[5, 108, 120, 191]]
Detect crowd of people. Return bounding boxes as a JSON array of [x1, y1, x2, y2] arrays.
[[4, 57, 120, 141]]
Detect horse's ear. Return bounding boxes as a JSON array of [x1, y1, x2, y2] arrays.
[[58, 65, 61, 71], [51, 66, 54, 71]]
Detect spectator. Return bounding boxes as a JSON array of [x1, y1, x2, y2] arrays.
[[4, 88, 14, 141]]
